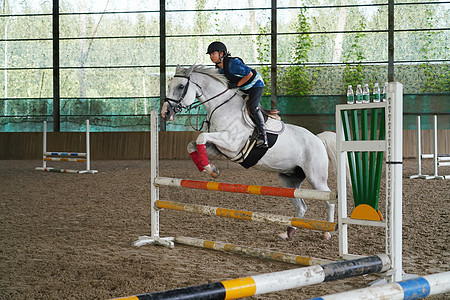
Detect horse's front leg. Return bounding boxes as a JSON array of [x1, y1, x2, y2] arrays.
[[187, 141, 222, 177], [322, 200, 335, 240], [187, 132, 240, 178]]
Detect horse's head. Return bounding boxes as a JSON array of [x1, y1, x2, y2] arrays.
[[161, 65, 199, 121]]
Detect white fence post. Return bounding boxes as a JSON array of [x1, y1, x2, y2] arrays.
[[133, 110, 174, 248]]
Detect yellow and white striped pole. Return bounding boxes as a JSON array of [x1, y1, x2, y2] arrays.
[[155, 200, 336, 232]]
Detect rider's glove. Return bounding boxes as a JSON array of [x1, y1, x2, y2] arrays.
[[228, 81, 239, 89]]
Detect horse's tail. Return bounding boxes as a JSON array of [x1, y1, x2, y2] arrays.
[[316, 131, 351, 187]]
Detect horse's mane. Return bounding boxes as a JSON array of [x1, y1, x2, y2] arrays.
[[175, 64, 228, 87], [175, 64, 245, 97]]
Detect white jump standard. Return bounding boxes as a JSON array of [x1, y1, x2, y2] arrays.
[[35, 120, 97, 174], [410, 115, 449, 180], [336, 82, 404, 283]]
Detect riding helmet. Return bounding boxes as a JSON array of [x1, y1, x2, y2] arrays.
[[206, 41, 227, 55]]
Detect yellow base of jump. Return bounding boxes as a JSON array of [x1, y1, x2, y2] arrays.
[[351, 204, 383, 221]]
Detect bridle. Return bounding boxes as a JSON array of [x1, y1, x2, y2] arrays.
[[163, 74, 198, 116], [163, 74, 237, 130]]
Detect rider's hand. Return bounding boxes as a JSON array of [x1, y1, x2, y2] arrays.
[[228, 81, 238, 89]]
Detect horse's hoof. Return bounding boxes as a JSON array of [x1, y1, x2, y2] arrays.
[[287, 226, 296, 239], [322, 232, 332, 241], [277, 232, 289, 240], [209, 164, 219, 178], [203, 164, 220, 179]]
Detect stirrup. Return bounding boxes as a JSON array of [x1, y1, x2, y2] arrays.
[[256, 137, 268, 148]]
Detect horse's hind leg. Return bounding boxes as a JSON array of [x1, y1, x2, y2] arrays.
[[277, 171, 306, 240], [278, 172, 307, 218]]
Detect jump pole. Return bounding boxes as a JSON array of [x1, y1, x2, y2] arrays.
[[154, 177, 337, 202], [307, 271, 450, 300], [113, 254, 390, 300], [174, 236, 333, 266], [336, 82, 403, 283], [154, 199, 336, 232]]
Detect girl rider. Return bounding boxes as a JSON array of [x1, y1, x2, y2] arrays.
[[206, 41, 268, 148]]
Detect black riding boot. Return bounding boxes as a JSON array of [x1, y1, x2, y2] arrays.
[[253, 108, 268, 148]]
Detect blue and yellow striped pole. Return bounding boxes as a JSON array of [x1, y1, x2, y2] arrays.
[[309, 271, 450, 300]]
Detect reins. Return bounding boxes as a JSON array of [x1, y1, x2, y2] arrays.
[[165, 73, 237, 131], [201, 92, 237, 132]]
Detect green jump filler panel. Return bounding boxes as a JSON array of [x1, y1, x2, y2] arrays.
[[341, 105, 385, 221]]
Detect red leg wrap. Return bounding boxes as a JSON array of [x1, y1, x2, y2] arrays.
[[196, 144, 209, 168], [189, 151, 204, 172]]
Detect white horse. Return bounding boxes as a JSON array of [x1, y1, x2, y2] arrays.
[[161, 64, 337, 240]]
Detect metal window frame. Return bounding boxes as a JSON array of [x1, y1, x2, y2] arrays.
[[1, 1, 449, 130]]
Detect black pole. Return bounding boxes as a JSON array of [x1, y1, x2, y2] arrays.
[[388, 0, 394, 82], [52, 0, 60, 131], [270, 0, 277, 111], [159, 0, 166, 131]]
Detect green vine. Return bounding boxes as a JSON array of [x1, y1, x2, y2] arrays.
[[282, 8, 315, 96], [257, 8, 315, 96], [420, 63, 450, 92], [256, 24, 271, 96], [419, 6, 450, 92], [342, 20, 366, 90]]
